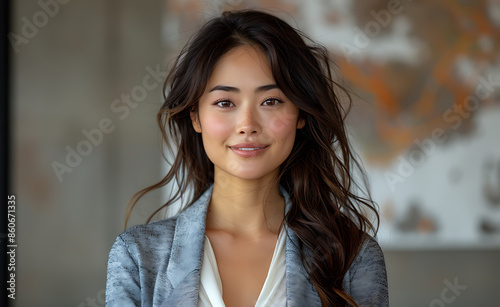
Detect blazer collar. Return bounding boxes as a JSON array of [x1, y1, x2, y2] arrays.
[[162, 184, 320, 306]]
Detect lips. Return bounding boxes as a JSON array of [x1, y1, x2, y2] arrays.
[[234, 147, 265, 151], [229, 143, 270, 157], [229, 143, 269, 150]]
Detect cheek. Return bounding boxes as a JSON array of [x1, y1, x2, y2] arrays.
[[268, 109, 299, 138], [201, 113, 232, 140]]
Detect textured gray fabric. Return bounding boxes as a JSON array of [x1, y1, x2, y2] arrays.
[[106, 185, 388, 306]]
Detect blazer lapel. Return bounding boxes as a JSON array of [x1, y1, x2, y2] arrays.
[[285, 229, 322, 306], [162, 185, 213, 307], [282, 187, 322, 306], [161, 185, 321, 306]]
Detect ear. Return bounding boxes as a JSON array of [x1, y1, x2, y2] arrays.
[[190, 109, 202, 133], [296, 118, 305, 129]]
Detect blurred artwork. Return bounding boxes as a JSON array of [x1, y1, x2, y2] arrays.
[[308, 0, 500, 248], [395, 201, 438, 234], [312, 0, 500, 163], [480, 157, 500, 235], [482, 157, 500, 207]]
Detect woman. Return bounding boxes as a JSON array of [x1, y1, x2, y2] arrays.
[[106, 10, 388, 307]]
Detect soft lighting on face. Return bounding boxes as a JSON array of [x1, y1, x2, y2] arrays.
[[191, 45, 304, 184]]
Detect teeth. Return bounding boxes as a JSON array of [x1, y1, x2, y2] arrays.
[[234, 147, 263, 151]]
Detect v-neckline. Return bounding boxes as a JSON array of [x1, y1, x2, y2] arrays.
[[202, 225, 286, 306]]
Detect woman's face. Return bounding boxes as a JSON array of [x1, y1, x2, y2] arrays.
[[191, 45, 305, 184]]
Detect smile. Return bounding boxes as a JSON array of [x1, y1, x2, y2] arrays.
[[231, 147, 265, 151], [229, 145, 269, 157]]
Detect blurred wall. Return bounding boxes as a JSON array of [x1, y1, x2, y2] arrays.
[[11, 0, 500, 306], [12, 0, 165, 305]]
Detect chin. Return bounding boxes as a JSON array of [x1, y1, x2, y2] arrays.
[[228, 171, 267, 181], [212, 161, 280, 183], [230, 167, 279, 182]]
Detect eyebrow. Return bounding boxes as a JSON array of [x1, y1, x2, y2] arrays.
[[208, 84, 278, 93]]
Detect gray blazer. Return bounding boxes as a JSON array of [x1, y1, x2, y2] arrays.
[[106, 185, 389, 306]]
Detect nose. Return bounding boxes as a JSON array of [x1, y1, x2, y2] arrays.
[[236, 106, 261, 135]]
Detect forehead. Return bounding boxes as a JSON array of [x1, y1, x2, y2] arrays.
[[206, 45, 275, 87]]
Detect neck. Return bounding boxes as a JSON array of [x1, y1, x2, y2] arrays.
[[206, 168, 285, 237]]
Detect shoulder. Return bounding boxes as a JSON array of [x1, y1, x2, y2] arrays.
[[111, 185, 213, 258], [106, 187, 213, 306], [352, 235, 386, 272], [113, 216, 179, 258], [345, 235, 389, 306], [106, 217, 182, 306]]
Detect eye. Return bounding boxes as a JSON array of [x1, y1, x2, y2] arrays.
[[214, 99, 234, 108], [262, 97, 283, 106]]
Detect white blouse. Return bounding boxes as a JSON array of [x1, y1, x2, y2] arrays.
[[197, 226, 287, 307]]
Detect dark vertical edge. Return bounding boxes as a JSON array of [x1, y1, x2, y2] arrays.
[[1, 0, 11, 306]]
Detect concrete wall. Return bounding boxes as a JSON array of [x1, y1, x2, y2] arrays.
[[11, 1, 165, 305]]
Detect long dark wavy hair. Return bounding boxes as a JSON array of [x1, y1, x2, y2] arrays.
[[125, 9, 379, 307]]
